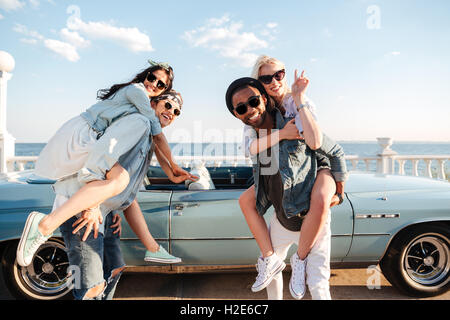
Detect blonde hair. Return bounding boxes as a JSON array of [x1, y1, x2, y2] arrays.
[[251, 55, 286, 79], [251, 55, 291, 98]]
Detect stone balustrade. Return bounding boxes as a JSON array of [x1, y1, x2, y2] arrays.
[[5, 147, 449, 181]]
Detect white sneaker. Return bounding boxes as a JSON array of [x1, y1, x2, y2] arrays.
[[251, 254, 286, 292], [289, 253, 306, 299]]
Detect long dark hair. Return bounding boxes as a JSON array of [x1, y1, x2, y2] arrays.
[[97, 65, 174, 100]]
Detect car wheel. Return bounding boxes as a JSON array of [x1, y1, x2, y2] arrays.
[[1, 239, 73, 300], [380, 223, 450, 297]]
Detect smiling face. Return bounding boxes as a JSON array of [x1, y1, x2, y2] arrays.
[[259, 62, 288, 101], [151, 99, 180, 128], [143, 69, 169, 98], [231, 86, 267, 128]]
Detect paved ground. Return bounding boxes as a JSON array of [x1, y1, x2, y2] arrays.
[[1, 265, 449, 300], [113, 267, 450, 300]]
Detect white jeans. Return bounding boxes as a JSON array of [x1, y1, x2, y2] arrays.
[[266, 213, 332, 300]]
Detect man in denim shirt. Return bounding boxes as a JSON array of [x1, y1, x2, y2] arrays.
[[55, 112, 155, 299], [226, 77, 348, 299]]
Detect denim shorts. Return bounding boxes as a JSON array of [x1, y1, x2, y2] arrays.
[[60, 209, 125, 300]]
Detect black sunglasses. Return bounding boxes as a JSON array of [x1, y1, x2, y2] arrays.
[[258, 69, 286, 85], [146, 72, 168, 90], [165, 101, 181, 116], [234, 95, 261, 115]]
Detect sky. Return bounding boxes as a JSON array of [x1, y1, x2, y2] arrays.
[[1, 0, 450, 143]]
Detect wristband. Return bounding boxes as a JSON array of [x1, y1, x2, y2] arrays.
[[297, 103, 307, 110], [337, 193, 344, 205]]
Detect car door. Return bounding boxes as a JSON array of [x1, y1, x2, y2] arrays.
[[170, 189, 269, 266], [119, 190, 172, 266], [329, 196, 354, 261], [169, 188, 354, 266]]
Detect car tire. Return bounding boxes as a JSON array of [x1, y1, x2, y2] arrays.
[[380, 223, 450, 297], [1, 239, 73, 300]]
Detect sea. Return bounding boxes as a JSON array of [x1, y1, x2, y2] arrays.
[[15, 141, 450, 177]]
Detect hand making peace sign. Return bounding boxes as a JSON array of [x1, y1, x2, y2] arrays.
[[291, 70, 309, 108]]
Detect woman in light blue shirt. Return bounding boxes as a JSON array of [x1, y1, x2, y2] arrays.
[[17, 62, 196, 268]]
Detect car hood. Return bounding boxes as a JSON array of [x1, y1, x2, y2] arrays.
[[0, 170, 54, 185], [345, 172, 450, 194], [1, 169, 449, 193]]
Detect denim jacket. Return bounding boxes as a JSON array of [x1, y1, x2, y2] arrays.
[[254, 108, 348, 219], [80, 83, 162, 137], [53, 113, 155, 218]]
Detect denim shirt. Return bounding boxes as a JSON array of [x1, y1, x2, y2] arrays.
[[254, 108, 348, 219], [80, 83, 162, 137], [53, 113, 155, 219]]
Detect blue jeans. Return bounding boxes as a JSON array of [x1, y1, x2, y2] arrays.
[[60, 212, 125, 300]]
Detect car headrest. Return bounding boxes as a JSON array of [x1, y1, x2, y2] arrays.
[[185, 162, 215, 190]]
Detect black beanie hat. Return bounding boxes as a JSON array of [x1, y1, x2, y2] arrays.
[[225, 77, 270, 116]]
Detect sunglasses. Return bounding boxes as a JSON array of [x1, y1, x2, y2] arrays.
[[258, 69, 286, 85], [234, 95, 261, 115], [146, 72, 168, 90], [165, 101, 181, 116]]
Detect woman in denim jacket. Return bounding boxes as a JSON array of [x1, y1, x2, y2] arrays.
[[17, 62, 196, 268], [226, 77, 348, 300]]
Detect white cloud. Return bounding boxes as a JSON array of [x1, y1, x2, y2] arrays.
[[60, 28, 90, 48], [310, 58, 318, 63], [44, 39, 79, 62], [12, 14, 154, 62], [13, 24, 81, 62], [0, 13, 4, 19], [182, 14, 269, 68], [13, 23, 44, 40], [28, 0, 39, 7], [0, 0, 24, 11], [384, 51, 401, 58], [67, 17, 154, 52], [19, 38, 38, 44], [260, 22, 278, 41]]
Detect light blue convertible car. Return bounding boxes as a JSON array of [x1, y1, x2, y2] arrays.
[[0, 166, 449, 300]]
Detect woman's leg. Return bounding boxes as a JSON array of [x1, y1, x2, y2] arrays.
[[240, 186, 285, 292], [123, 199, 159, 252], [297, 169, 336, 260], [239, 185, 273, 258], [39, 162, 130, 236], [123, 199, 181, 263]]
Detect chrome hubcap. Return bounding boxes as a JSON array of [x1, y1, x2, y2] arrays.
[[18, 241, 71, 296], [404, 235, 450, 287]]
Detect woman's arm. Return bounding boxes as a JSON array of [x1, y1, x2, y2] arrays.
[[154, 145, 195, 183], [291, 70, 322, 150], [152, 133, 198, 181], [247, 121, 302, 156]]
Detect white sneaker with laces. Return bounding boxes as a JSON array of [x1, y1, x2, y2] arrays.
[[289, 253, 307, 299], [251, 254, 286, 292]]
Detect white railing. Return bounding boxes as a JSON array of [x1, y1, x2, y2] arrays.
[[344, 154, 449, 180], [6, 156, 38, 172], [3, 138, 450, 181], [5, 153, 450, 181]]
